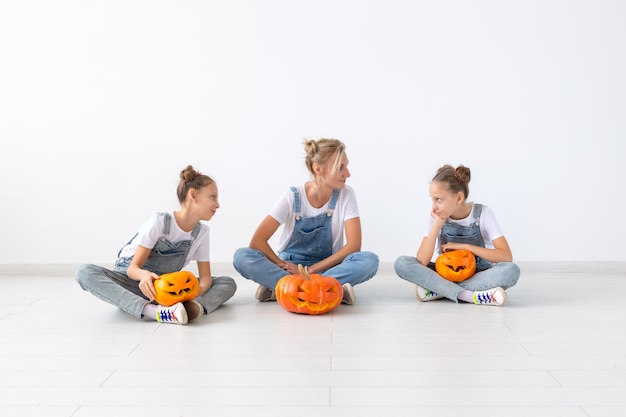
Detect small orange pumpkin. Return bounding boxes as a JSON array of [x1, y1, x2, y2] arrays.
[[276, 265, 343, 315], [435, 249, 476, 282], [154, 270, 199, 306]]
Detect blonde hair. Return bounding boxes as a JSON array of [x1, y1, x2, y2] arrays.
[[303, 138, 346, 177], [176, 165, 215, 204], [432, 164, 471, 199]]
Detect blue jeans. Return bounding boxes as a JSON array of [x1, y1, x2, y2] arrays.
[[394, 256, 520, 302], [76, 264, 237, 318], [233, 247, 379, 288]]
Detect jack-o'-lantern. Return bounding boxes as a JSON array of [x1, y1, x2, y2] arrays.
[[154, 270, 199, 306], [435, 249, 476, 282], [276, 264, 343, 315]]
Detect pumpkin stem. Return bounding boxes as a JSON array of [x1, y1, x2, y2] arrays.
[[297, 264, 311, 280]]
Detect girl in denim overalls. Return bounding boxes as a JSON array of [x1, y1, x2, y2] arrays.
[[76, 166, 237, 324], [395, 164, 520, 306], [233, 139, 379, 305]]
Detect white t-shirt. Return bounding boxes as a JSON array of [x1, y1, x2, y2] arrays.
[[269, 184, 360, 254], [424, 203, 504, 256], [118, 212, 211, 266]]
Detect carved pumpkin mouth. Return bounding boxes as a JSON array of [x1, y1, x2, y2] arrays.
[[435, 249, 477, 282], [286, 284, 342, 311], [154, 271, 200, 306], [276, 265, 344, 315], [444, 265, 470, 272]]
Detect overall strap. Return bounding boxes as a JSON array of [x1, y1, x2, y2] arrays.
[[326, 189, 340, 217], [472, 204, 483, 226], [116, 212, 171, 259], [158, 212, 172, 236], [162, 212, 199, 239], [191, 222, 202, 239], [290, 186, 301, 221], [291, 186, 340, 220]]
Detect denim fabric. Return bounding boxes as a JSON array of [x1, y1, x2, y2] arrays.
[[395, 204, 520, 302], [76, 212, 236, 318], [114, 212, 201, 276], [233, 247, 379, 288], [279, 187, 338, 262], [439, 204, 491, 271], [394, 256, 520, 302], [76, 264, 237, 318], [233, 186, 378, 288]]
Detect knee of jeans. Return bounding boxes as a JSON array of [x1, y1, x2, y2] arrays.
[[498, 262, 521, 286], [356, 251, 379, 276], [221, 277, 238, 294], [232, 247, 254, 270], [394, 256, 415, 274], [508, 263, 521, 285], [76, 263, 101, 289]]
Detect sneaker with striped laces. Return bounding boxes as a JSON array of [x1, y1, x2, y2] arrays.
[[155, 302, 188, 324], [415, 285, 444, 302], [473, 287, 507, 306]]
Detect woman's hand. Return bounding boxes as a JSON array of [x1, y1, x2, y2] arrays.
[[281, 261, 297, 274]]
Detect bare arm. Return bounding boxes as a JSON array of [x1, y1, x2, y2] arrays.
[[249, 215, 286, 267], [196, 261, 213, 296], [126, 245, 160, 301], [441, 236, 513, 263], [416, 210, 446, 266]]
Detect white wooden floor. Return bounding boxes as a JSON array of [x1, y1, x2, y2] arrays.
[[1, 262, 625, 417]]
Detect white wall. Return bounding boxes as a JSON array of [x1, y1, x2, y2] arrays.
[[0, 0, 624, 264]]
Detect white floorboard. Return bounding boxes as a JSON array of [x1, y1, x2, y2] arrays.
[[0, 262, 625, 417]]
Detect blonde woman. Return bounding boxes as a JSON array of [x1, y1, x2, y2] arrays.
[[233, 139, 378, 305]]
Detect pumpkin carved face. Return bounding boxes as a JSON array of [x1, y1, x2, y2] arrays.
[[154, 271, 199, 306], [435, 249, 476, 282], [276, 265, 343, 315]]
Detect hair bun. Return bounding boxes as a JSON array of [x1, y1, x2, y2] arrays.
[[180, 165, 199, 182]]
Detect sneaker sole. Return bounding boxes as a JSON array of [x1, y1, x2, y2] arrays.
[[342, 284, 356, 305]]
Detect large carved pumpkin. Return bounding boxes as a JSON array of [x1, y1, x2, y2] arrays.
[[276, 265, 343, 315], [435, 249, 476, 282], [154, 270, 199, 306]]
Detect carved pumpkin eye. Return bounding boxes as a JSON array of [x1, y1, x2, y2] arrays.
[[435, 249, 477, 282], [275, 265, 343, 315], [154, 271, 200, 306]]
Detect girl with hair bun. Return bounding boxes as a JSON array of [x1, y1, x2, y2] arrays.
[[233, 139, 379, 305], [394, 164, 520, 306], [76, 165, 237, 325]]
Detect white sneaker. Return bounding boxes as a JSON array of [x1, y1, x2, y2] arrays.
[[342, 283, 356, 305], [473, 287, 507, 306], [183, 300, 204, 322], [255, 285, 276, 302], [155, 302, 188, 324], [415, 285, 444, 302]]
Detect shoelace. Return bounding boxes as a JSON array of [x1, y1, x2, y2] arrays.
[[474, 291, 496, 304], [424, 290, 439, 299], [157, 308, 177, 322]]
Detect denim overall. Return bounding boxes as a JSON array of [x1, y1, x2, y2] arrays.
[[278, 186, 340, 267], [233, 186, 379, 288], [439, 203, 492, 272], [395, 203, 521, 301], [114, 212, 201, 276]]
